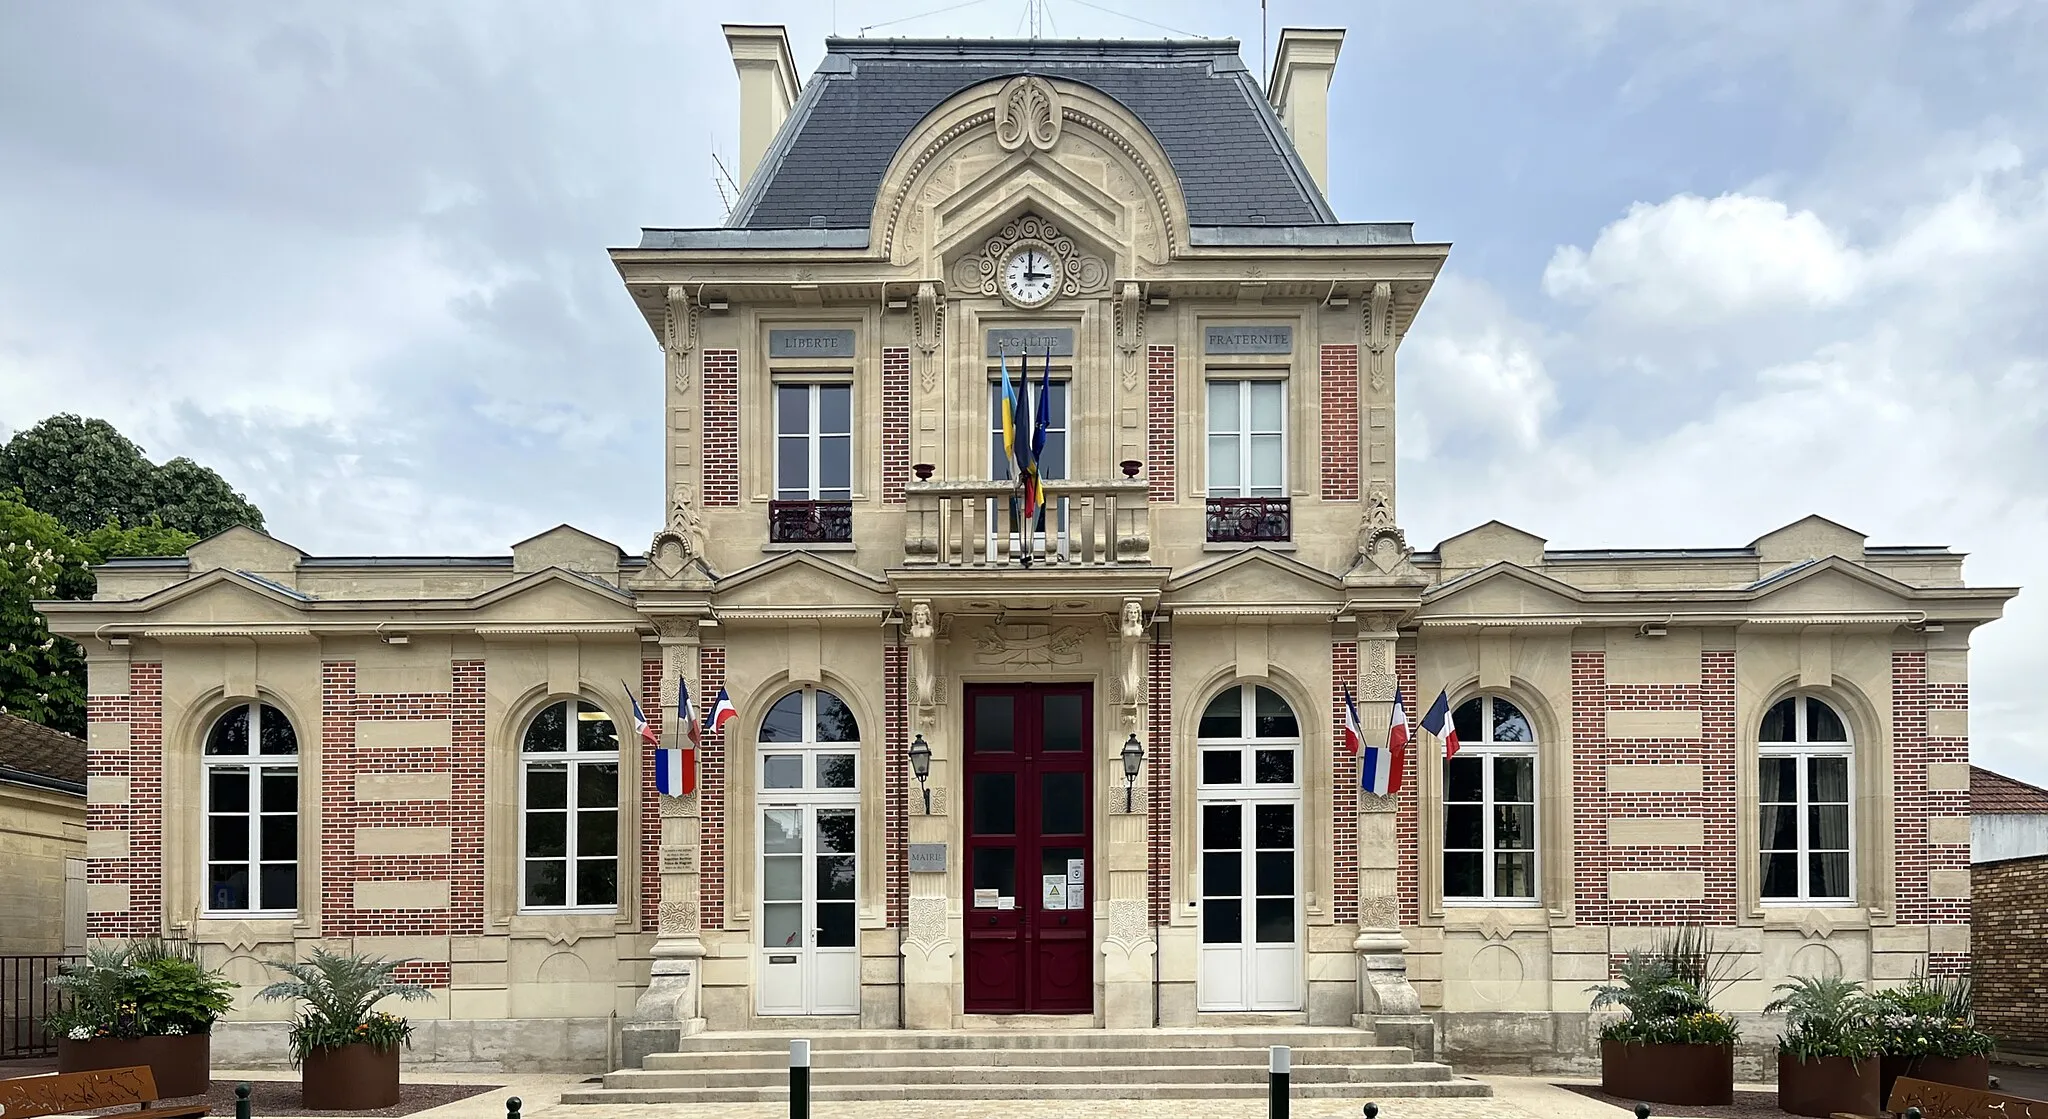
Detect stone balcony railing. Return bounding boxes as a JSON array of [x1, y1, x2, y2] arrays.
[[903, 479, 1151, 567]]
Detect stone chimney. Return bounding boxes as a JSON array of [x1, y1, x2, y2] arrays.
[[1266, 28, 1345, 195], [724, 24, 801, 190]]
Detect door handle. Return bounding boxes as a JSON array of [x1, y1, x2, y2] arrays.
[[988, 915, 998, 925]]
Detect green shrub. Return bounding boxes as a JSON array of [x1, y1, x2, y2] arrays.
[[44, 941, 235, 1040], [1587, 925, 1751, 1046], [259, 948, 431, 1066], [1767, 975, 1881, 1062]]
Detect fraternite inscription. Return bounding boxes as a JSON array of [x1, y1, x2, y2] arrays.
[[1204, 324, 1293, 354]]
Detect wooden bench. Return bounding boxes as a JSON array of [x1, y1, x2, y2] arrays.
[[0, 1066, 210, 1119], [1888, 1075, 2048, 1119]]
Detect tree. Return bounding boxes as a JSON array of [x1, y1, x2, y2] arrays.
[[0, 414, 264, 539]]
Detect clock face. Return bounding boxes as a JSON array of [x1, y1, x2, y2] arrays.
[[1002, 248, 1057, 307]]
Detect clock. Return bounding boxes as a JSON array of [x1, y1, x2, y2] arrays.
[[1000, 246, 1058, 308]]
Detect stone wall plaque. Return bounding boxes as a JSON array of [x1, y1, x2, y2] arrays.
[[986, 327, 1074, 357], [908, 843, 948, 873], [1204, 325, 1293, 354], [769, 328, 856, 358]]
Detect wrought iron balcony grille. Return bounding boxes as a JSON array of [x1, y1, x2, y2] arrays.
[[768, 500, 854, 544], [1205, 496, 1292, 544]]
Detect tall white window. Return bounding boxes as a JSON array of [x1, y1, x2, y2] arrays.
[[1759, 695, 1853, 903], [986, 379, 1068, 481], [521, 699, 621, 910], [1206, 380, 1285, 497], [203, 702, 299, 914], [757, 687, 861, 1016], [1443, 696, 1538, 904], [1195, 684, 1302, 1011], [776, 383, 852, 501]]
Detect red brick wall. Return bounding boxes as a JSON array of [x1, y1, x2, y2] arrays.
[[319, 661, 486, 946], [1395, 651, 1419, 926], [1895, 651, 1971, 927], [1569, 649, 1739, 925], [639, 657, 664, 932], [697, 645, 727, 928], [882, 346, 911, 504], [884, 643, 908, 928], [1319, 344, 1360, 501], [86, 662, 162, 939], [1147, 639, 1173, 924], [1331, 641, 1359, 925], [702, 348, 740, 507], [1972, 853, 2048, 1047], [1146, 345, 1176, 501]]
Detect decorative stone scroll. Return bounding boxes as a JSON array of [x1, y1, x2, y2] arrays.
[[664, 286, 699, 393], [996, 75, 1061, 152]]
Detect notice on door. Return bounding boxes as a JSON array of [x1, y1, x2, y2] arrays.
[[974, 888, 1000, 908], [1042, 875, 1069, 910], [1067, 859, 1085, 889]]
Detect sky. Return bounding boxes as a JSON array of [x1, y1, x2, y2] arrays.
[[1, 0, 2043, 783]]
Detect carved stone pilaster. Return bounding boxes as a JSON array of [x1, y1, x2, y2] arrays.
[[1350, 614, 1428, 1055], [627, 613, 707, 1048]]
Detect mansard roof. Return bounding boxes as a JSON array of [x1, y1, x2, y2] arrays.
[[724, 37, 1336, 232]]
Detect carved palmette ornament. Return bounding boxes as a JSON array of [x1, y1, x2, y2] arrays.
[[996, 76, 1060, 152]]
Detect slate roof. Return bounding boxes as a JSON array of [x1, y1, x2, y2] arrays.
[[0, 713, 87, 791], [727, 37, 1336, 230], [1973, 766, 2048, 815]]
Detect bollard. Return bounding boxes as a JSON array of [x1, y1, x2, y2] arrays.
[[235, 1083, 250, 1119], [1363, 1103, 1379, 1119], [1268, 1044, 1290, 1119], [790, 1039, 812, 1119], [1906, 1110, 1922, 1119], [506, 1098, 522, 1119], [1635, 1106, 1651, 1119]]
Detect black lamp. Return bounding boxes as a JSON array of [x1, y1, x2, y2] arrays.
[[908, 733, 933, 815], [1120, 732, 1144, 812]]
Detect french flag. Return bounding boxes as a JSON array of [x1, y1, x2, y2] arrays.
[[657, 680, 699, 797], [1361, 688, 1406, 796], [705, 687, 737, 737], [1419, 688, 1462, 759], [627, 686, 658, 747]]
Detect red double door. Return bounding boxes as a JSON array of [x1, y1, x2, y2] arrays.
[[962, 683, 1093, 1014]]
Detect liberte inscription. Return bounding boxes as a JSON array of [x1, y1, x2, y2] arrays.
[[769, 329, 856, 358]]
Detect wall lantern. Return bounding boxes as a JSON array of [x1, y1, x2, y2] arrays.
[[1120, 733, 1145, 812], [908, 733, 933, 815]]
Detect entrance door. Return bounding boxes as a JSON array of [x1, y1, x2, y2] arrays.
[[1195, 683, 1303, 1011], [963, 684, 1092, 1013], [757, 804, 859, 1015]]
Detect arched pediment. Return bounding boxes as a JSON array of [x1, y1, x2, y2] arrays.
[[871, 75, 1191, 270]]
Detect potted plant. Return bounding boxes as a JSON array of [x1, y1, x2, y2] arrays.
[[1767, 975, 1881, 1117], [259, 947, 431, 1110], [1873, 974, 1994, 1104], [47, 941, 236, 1098], [1588, 926, 1748, 1106]]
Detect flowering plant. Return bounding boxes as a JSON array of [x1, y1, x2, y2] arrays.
[[44, 942, 235, 1040], [259, 949, 430, 1066], [1767, 975, 1882, 1062], [1587, 925, 1750, 1046], [1871, 976, 1994, 1058]]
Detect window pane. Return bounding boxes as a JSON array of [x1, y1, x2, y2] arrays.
[[817, 808, 857, 854], [259, 865, 295, 911], [577, 810, 617, 858], [1041, 772, 1084, 835], [1811, 756, 1849, 802], [1255, 804, 1294, 849], [526, 764, 566, 810], [1761, 853, 1798, 898], [1444, 851, 1482, 898], [1254, 749, 1295, 785], [1759, 756, 1795, 802], [972, 773, 1016, 836], [579, 762, 618, 808], [1203, 803, 1241, 850], [1760, 804, 1797, 851], [814, 690, 860, 742], [209, 815, 249, 861], [525, 860, 565, 908], [210, 769, 250, 813], [1494, 852, 1536, 899], [1042, 694, 1084, 751], [257, 705, 298, 755], [763, 902, 803, 947], [1198, 688, 1242, 739], [818, 436, 851, 493], [260, 815, 295, 861], [817, 854, 856, 901], [1809, 852, 1850, 898], [777, 385, 810, 435], [1810, 804, 1850, 850], [1249, 434, 1283, 490], [1255, 897, 1294, 943], [1253, 687, 1298, 738], [763, 755, 803, 789], [1040, 845, 1082, 883], [972, 694, 1014, 752], [1040, 431, 1067, 479], [1494, 804, 1535, 850], [260, 771, 296, 812], [1207, 381, 1240, 432], [1249, 381, 1283, 430], [526, 811, 566, 858], [1444, 756, 1483, 802], [816, 753, 857, 789], [762, 808, 802, 853], [524, 701, 568, 753], [1452, 699, 1484, 746], [1444, 805, 1484, 850], [1202, 851, 1241, 897], [818, 384, 851, 433], [1492, 700, 1533, 743], [776, 437, 809, 498], [1207, 435, 1241, 493], [576, 858, 617, 907], [208, 865, 249, 911], [207, 705, 250, 755], [760, 692, 805, 743], [1256, 851, 1293, 896], [972, 847, 1015, 896], [1203, 898, 1242, 944], [576, 703, 618, 752], [763, 855, 802, 901], [1807, 698, 1848, 742], [1760, 698, 1796, 743], [1201, 749, 1242, 786], [1494, 756, 1535, 803], [817, 902, 856, 947]]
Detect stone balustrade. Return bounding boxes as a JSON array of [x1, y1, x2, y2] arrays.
[[903, 479, 1151, 567]]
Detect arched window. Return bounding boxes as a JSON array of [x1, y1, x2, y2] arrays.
[[1443, 696, 1537, 904], [203, 702, 299, 914], [1195, 683, 1302, 1011], [1196, 683, 1300, 788], [755, 687, 861, 1016], [520, 699, 620, 911], [757, 687, 861, 791], [1759, 695, 1852, 903]]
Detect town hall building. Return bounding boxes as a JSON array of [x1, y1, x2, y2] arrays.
[[44, 24, 2015, 1083]]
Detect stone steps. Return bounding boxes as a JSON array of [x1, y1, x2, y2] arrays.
[[642, 1044, 1414, 1070]]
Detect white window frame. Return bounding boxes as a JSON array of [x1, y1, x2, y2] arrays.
[[200, 701, 299, 917], [1194, 683, 1303, 795], [985, 377, 1069, 483], [1205, 378, 1287, 498], [756, 687, 863, 796], [775, 381, 853, 502], [1441, 695, 1540, 907], [1758, 695, 1855, 906], [518, 699, 623, 914]]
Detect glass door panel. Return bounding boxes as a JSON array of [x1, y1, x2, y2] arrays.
[[757, 804, 858, 1015]]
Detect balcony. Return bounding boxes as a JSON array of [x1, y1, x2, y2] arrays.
[[1205, 496, 1291, 544], [904, 479, 1150, 567], [768, 500, 854, 545]]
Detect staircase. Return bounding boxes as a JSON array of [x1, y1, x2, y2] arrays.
[[561, 1028, 1491, 1104]]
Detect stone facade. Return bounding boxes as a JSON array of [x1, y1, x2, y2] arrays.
[[37, 24, 2018, 1074]]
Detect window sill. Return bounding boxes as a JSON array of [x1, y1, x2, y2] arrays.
[[1201, 541, 1296, 553], [1441, 899, 1545, 909], [515, 907, 622, 918], [1760, 900, 1859, 910], [198, 911, 298, 922], [762, 542, 858, 553]]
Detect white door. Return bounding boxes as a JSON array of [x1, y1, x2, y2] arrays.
[[758, 804, 859, 1015], [1198, 800, 1302, 1010]]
